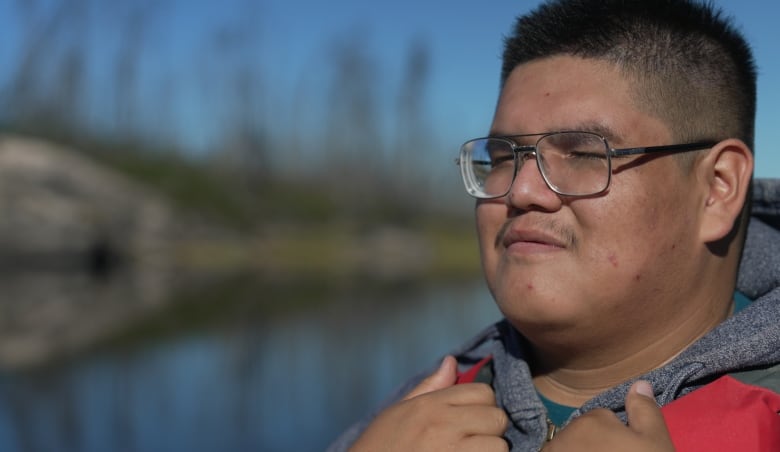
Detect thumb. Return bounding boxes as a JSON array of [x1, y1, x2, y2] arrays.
[[625, 380, 671, 439], [403, 355, 458, 400]]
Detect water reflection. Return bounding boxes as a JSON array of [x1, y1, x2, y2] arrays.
[[0, 269, 172, 369], [0, 279, 500, 452]]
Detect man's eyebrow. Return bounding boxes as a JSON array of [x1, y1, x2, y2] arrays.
[[488, 121, 623, 143], [569, 122, 622, 143]]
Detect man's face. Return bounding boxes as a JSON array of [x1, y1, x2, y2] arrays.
[[477, 55, 704, 346]]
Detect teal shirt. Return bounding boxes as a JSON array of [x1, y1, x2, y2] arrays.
[[538, 391, 578, 427], [539, 291, 752, 427], [734, 291, 751, 313]]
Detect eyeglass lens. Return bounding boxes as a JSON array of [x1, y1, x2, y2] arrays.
[[461, 132, 611, 198]]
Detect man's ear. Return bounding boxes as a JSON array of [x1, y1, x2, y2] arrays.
[[698, 138, 753, 244]]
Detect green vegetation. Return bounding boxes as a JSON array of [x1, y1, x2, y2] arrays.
[[25, 132, 481, 284], [423, 222, 482, 279]]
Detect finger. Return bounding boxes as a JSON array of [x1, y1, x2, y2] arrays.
[[443, 404, 508, 436], [461, 434, 510, 452], [438, 382, 500, 407], [625, 380, 670, 437], [403, 355, 458, 400]]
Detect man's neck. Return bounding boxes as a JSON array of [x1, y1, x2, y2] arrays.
[[530, 296, 734, 407]]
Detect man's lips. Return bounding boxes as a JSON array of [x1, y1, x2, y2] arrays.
[[502, 229, 568, 249], [498, 221, 572, 251]]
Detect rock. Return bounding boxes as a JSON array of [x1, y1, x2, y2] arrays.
[[0, 134, 175, 272], [0, 134, 180, 369]]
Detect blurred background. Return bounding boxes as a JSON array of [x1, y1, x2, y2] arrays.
[[0, 1, 777, 451]]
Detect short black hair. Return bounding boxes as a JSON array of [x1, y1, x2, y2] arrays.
[[502, 0, 757, 150]]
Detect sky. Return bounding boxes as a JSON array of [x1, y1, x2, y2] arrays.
[[1, 0, 778, 177], [258, 0, 780, 177]]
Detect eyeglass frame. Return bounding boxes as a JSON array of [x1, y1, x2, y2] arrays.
[[456, 131, 718, 198]]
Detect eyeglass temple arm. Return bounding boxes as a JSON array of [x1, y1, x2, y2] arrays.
[[611, 141, 717, 157]]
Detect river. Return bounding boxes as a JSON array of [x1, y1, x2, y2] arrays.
[[0, 278, 501, 452]]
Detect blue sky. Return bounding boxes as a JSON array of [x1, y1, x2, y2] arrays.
[[1, 0, 778, 177]]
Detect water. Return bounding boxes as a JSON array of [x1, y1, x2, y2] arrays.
[[0, 279, 501, 452]]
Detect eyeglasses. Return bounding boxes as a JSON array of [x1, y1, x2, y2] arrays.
[[456, 131, 716, 198]]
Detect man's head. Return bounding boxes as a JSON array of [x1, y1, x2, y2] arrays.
[[472, 0, 755, 360], [501, 0, 756, 152]]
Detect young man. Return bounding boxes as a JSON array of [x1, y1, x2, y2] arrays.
[[330, 1, 780, 450]]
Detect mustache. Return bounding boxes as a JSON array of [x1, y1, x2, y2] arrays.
[[495, 218, 578, 250]]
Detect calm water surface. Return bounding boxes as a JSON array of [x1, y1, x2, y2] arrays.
[[0, 279, 501, 452]]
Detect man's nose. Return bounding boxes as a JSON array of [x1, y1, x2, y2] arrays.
[[505, 152, 562, 211]]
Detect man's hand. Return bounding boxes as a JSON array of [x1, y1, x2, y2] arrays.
[[349, 356, 509, 452], [543, 381, 675, 451]]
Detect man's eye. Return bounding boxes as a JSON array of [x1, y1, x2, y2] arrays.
[[491, 155, 515, 168]]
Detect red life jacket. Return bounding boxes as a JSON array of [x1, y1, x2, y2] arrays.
[[456, 357, 780, 451], [662, 373, 780, 451]]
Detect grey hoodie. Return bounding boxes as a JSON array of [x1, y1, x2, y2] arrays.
[[329, 178, 780, 451]]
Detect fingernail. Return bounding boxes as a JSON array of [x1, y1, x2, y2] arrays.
[[634, 380, 654, 398]]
